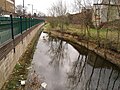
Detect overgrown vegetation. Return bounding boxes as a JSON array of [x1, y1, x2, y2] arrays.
[[47, 0, 70, 31], [2, 28, 42, 90], [46, 0, 120, 53]]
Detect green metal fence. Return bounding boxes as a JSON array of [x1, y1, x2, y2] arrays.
[[0, 15, 44, 45]]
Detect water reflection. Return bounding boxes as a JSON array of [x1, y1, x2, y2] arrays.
[[47, 36, 70, 70], [32, 32, 120, 90], [46, 33, 120, 90], [67, 51, 120, 90]]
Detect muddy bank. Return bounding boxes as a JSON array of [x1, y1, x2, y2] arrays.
[[44, 30, 120, 68], [1, 27, 43, 90]]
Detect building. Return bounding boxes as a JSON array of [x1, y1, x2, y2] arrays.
[[92, 0, 120, 27], [68, 8, 94, 28], [0, 0, 15, 14]]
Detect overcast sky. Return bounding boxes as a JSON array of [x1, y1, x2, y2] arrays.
[[15, 0, 94, 15], [15, 0, 75, 15]]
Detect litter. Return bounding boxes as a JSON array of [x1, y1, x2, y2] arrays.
[[41, 82, 47, 88], [20, 80, 26, 85], [27, 66, 32, 70]]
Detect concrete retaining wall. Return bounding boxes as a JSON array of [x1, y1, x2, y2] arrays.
[[0, 23, 44, 89]]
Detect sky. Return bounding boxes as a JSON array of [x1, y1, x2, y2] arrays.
[[15, 0, 95, 15], [15, 0, 75, 15]]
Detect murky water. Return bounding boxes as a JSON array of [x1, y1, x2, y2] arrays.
[[31, 32, 120, 90]]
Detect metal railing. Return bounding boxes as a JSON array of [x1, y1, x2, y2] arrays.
[[0, 15, 44, 45]]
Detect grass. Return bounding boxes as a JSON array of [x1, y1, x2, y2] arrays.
[[67, 25, 119, 43], [45, 23, 120, 52]]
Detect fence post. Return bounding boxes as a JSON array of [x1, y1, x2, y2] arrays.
[[20, 16, 22, 34], [25, 17, 27, 30], [31, 18, 32, 27], [0, 35, 1, 44], [10, 14, 15, 53], [29, 17, 30, 28], [31, 18, 33, 27], [20, 16, 24, 44]]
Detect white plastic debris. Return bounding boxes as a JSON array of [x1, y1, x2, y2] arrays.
[[41, 82, 47, 88], [27, 66, 32, 70], [20, 80, 26, 85]]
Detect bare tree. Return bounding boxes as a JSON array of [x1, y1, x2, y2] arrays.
[[47, 0, 68, 31], [47, 4, 57, 28], [72, 0, 94, 41], [16, 5, 27, 15], [73, 0, 82, 13], [48, 3, 56, 17], [16, 5, 23, 15], [73, 0, 93, 13], [54, 0, 67, 31], [38, 12, 45, 17]]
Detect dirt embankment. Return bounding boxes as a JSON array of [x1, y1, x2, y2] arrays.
[[2, 27, 43, 90], [45, 30, 120, 68]]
